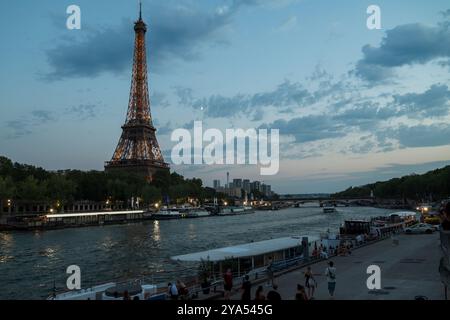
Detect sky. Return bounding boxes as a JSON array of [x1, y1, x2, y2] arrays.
[[1, 0, 450, 194]]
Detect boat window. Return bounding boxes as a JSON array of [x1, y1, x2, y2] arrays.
[[253, 255, 264, 268]]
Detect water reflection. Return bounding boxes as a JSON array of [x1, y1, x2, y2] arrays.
[[152, 220, 160, 242]]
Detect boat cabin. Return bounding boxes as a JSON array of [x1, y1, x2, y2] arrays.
[[171, 236, 319, 278]]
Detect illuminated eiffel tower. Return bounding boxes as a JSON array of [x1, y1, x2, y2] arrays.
[[105, 3, 169, 179]]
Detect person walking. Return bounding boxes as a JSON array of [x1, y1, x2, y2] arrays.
[[325, 261, 337, 299], [241, 275, 252, 301], [255, 285, 266, 301], [304, 266, 318, 299], [223, 268, 233, 300], [295, 284, 308, 301], [168, 282, 179, 300]]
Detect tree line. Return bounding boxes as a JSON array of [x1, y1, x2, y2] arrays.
[[332, 165, 450, 201], [0, 156, 222, 206]]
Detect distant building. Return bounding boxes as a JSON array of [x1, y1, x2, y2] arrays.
[[215, 186, 242, 198], [262, 184, 272, 197], [213, 180, 221, 189], [250, 181, 261, 192], [243, 179, 251, 193], [233, 179, 243, 189]]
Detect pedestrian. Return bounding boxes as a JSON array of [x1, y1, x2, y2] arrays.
[[177, 280, 188, 297], [304, 266, 318, 299], [123, 290, 130, 300], [241, 275, 252, 301], [168, 282, 179, 300], [266, 284, 282, 301], [325, 261, 337, 299], [255, 285, 266, 300], [266, 257, 274, 286], [223, 268, 233, 300], [440, 202, 450, 230], [295, 284, 308, 301]]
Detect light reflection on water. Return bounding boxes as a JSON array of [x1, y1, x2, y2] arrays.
[[0, 206, 392, 299]]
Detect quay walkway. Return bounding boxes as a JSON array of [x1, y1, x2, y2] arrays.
[[226, 233, 443, 300]]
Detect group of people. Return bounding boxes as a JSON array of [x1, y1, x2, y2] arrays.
[[222, 259, 337, 301], [297, 262, 337, 300], [312, 242, 352, 260], [241, 275, 282, 301], [167, 280, 189, 300]]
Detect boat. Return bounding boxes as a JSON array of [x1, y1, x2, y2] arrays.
[[3, 210, 147, 230], [217, 207, 234, 215], [185, 207, 210, 218], [151, 208, 183, 220], [323, 206, 337, 213], [340, 211, 418, 239], [48, 282, 164, 300], [172, 235, 320, 278]]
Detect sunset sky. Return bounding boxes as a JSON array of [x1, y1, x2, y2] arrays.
[[1, 0, 450, 193]]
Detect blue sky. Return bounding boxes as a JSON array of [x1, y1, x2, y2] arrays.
[[1, 0, 450, 194]]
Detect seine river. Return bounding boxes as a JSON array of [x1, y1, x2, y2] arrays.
[[0, 206, 392, 299]]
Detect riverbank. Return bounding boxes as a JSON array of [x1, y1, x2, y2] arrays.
[[228, 232, 442, 300]]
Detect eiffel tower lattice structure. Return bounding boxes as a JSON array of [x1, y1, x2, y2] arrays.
[[105, 5, 169, 179]]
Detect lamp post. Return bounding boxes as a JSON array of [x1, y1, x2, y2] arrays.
[[7, 199, 12, 214]]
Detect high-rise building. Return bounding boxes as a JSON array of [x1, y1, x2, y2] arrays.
[[233, 179, 243, 189], [250, 181, 261, 192], [243, 179, 251, 193], [213, 180, 221, 189]]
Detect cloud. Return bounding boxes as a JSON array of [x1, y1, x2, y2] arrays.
[[44, 0, 292, 80], [4, 109, 57, 139], [67, 104, 98, 120], [332, 102, 398, 130], [393, 84, 450, 117], [31, 110, 56, 123], [276, 16, 298, 32], [151, 92, 170, 109], [383, 124, 450, 148], [182, 80, 312, 118], [4, 120, 33, 139], [355, 21, 450, 82], [261, 115, 345, 143]]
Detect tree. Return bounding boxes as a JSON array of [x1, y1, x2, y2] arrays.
[[17, 176, 44, 201], [44, 174, 77, 205], [0, 176, 15, 199], [141, 185, 161, 204]]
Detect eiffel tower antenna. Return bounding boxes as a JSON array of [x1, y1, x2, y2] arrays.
[[139, 0, 142, 20]]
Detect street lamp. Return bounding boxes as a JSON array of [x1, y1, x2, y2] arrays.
[[7, 199, 11, 207]]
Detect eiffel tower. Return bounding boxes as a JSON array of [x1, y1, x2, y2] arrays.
[[105, 3, 169, 179]]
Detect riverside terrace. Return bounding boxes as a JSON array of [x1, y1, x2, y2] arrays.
[[223, 233, 445, 300]]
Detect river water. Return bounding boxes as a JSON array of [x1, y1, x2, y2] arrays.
[[0, 206, 392, 299]]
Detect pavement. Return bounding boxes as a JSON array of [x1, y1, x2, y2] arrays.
[[230, 233, 444, 300]]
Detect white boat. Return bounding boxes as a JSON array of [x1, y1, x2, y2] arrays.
[[186, 208, 210, 218], [172, 235, 320, 277], [323, 207, 337, 213], [48, 282, 161, 300], [218, 208, 234, 215], [151, 208, 182, 220]]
